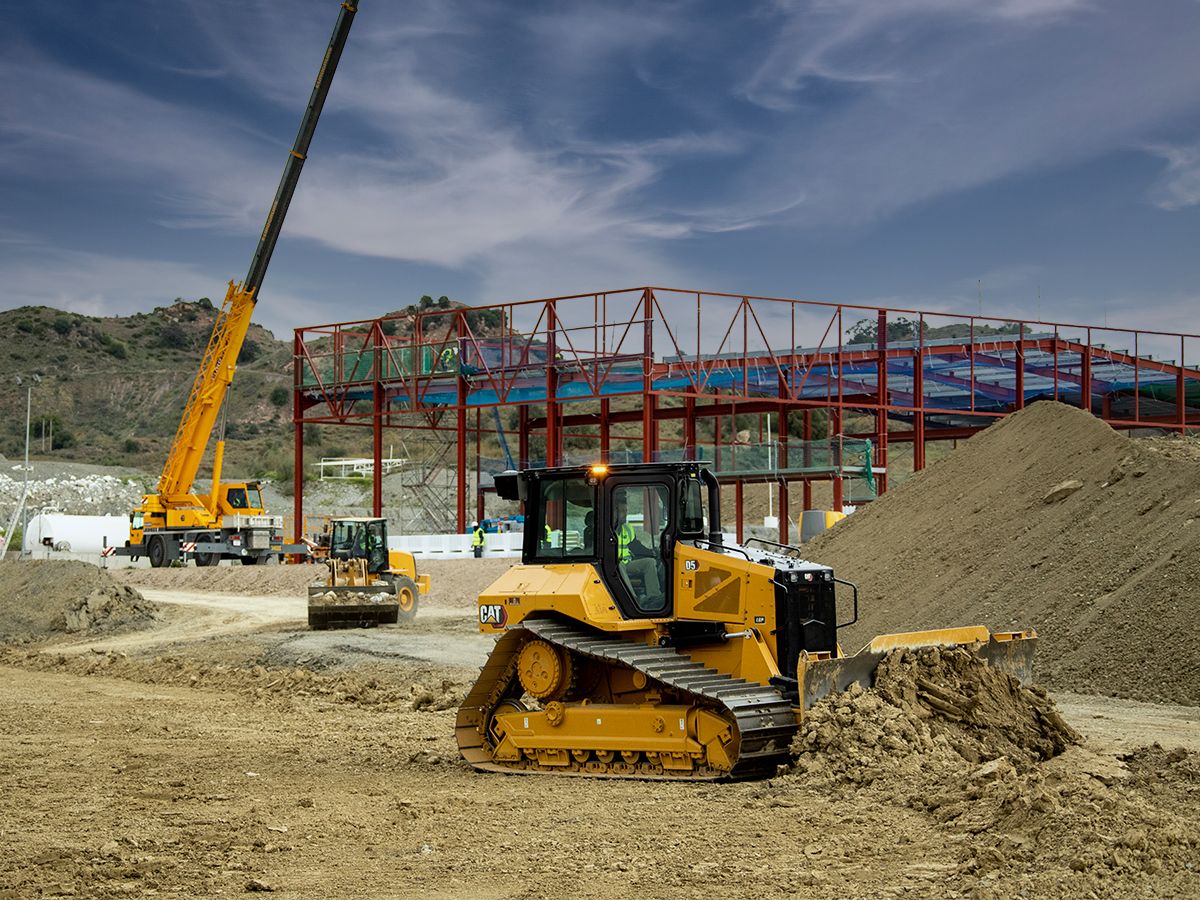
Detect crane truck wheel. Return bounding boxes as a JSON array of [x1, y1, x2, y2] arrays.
[[147, 536, 167, 569], [239, 555, 261, 566], [194, 534, 218, 568], [394, 576, 419, 623]]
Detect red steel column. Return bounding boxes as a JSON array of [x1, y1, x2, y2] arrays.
[[475, 409, 485, 522], [735, 480, 744, 545], [777, 410, 789, 545], [292, 332, 304, 545], [643, 394, 657, 463], [831, 407, 843, 511], [456, 313, 468, 532], [1081, 328, 1092, 415], [293, 418, 304, 544], [372, 380, 383, 517], [518, 405, 530, 468], [546, 301, 560, 466], [1014, 324, 1026, 411], [876, 308, 888, 495], [802, 409, 813, 510], [642, 289, 656, 463], [913, 349, 926, 472], [600, 398, 611, 461], [684, 397, 696, 459]]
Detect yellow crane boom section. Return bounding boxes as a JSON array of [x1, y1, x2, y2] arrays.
[[156, 281, 256, 502]]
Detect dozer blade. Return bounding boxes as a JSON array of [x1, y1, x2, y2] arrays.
[[798, 626, 1037, 711]]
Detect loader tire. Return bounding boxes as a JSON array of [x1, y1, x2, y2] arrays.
[[394, 576, 419, 623]]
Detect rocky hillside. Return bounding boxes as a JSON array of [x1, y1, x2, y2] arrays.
[[0, 296, 508, 484], [0, 300, 293, 476]]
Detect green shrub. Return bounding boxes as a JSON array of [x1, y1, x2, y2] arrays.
[[269, 386, 290, 407]]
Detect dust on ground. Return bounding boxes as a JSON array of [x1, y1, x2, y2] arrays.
[[2, 550, 1199, 896], [0, 559, 158, 640], [806, 401, 1200, 705], [113, 556, 515, 607]]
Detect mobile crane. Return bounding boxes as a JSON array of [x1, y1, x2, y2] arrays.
[[110, 1, 359, 568]]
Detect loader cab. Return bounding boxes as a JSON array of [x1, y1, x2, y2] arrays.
[[328, 517, 389, 574], [497, 463, 718, 620]]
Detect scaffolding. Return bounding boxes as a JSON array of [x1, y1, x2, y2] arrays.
[[292, 286, 1200, 541]]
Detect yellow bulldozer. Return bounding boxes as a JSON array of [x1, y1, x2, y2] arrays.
[[307, 517, 430, 630], [456, 462, 1035, 780]]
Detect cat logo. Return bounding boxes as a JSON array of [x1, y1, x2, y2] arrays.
[[479, 603, 507, 627]]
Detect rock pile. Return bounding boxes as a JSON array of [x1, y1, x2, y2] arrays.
[[0, 560, 158, 640], [0, 469, 144, 519]]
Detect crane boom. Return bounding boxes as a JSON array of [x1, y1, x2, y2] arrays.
[[244, 0, 359, 297], [115, 1, 359, 568], [155, 0, 358, 501]]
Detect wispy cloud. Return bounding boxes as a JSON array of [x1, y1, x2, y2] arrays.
[[1146, 141, 1200, 210], [737, 0, 1200, 226]]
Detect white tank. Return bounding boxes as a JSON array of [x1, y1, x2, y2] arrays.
[[21, 513, 130, 555]]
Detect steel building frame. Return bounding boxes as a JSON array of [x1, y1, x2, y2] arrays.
[[292, 286, 1200, 541]]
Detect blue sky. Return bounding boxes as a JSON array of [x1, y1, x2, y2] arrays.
[[1, 0, 1198, 340]]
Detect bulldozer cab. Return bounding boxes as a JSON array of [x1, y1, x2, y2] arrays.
[[497, 463, 715, 619], [328, 517, 389, 574]]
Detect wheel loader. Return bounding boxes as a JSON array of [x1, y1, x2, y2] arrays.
[[456, 462, 1036, 780], [307, 517, 430, 630]]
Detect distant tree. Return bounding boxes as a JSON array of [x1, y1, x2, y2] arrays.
[[269, 386, 290, 408], [237, 339, 261, 364], [846, 316, 922, 345], [159, 323, 190, 350], [196, 297, 215, 311]]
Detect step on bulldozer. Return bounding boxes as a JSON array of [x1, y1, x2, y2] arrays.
[[457, 463, 1036, 780], [307, 517, 430, 630]]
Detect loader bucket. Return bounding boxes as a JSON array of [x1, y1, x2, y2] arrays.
[[798, 626, 1037, 712], [307, 582, 399, 630]]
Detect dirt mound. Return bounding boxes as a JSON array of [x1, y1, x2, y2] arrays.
[[790, 647, 1077, 787], [774, 648, 1199, 891], [0, 646, 467, 718], [805, 400, 1200, 704], [0, 560, 158, 640]]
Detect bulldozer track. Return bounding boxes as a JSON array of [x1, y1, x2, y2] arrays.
[[456, 616, 798, 780]]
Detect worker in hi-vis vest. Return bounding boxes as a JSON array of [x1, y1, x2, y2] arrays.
[[612, 494, 662, 606], [471, 522, 485, 558]]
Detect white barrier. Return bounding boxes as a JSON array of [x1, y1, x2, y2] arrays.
[[389, 532, 525, 559]]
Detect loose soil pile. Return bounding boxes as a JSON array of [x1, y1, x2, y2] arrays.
[[806, 400, 1200, 704], [0, 560, 158, 640], [776, 647, 1198, 891], [790, 647, 1078, 788]]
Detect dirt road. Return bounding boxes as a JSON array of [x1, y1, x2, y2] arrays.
[[2, 585, 1198, 898]]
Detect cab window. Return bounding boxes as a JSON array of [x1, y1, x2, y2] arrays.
[[538, 476, 596, 559], [226, 488, 248, 509]]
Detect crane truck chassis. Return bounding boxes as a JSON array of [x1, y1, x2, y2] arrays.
[[456, 462, 1036, 780]]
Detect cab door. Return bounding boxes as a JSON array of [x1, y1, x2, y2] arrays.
[[602, 477, 676, 618]]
